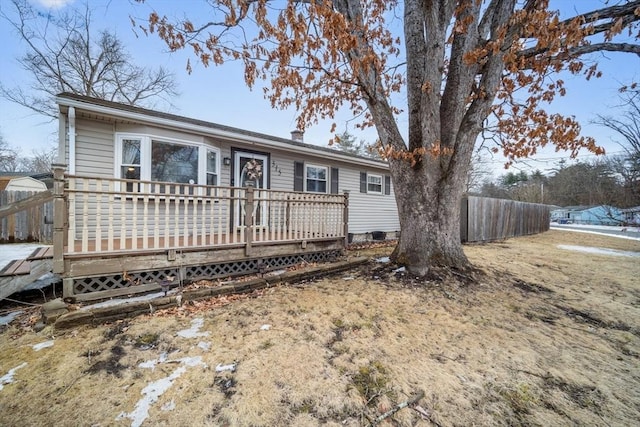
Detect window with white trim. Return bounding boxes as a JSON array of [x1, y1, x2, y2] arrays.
[[120, 138, 142, 191], [305, 164, 328, 193], [367, 173, 383, 194], [206, 150, 218, 185], [115, 134, 220, 190]]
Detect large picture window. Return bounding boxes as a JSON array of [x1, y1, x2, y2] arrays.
[[305, 164, 328, 193], [115, 134, 219, 190], [151, 141, 198, 184]]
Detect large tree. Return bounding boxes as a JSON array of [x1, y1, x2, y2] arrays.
[[0, 133, 20, 172], [0, 0, 178, 118], [138, 0, 640, 276]]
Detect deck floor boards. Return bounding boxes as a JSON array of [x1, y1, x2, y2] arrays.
[[27, 246, 53, 260], [0, 259, 32, 276]]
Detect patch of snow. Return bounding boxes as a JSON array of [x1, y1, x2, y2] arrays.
[[176, 318, 210, 339], [0, 244, 50, 271], [138, 353, 168, 370], [180, 356, 206, 368], [197, 341, 211, 351], [393, 267, 406, 273], [551, 226, 640, 241], [215, 362, 237, 373], [553, 223, 639, 232], [557, 245, 640, 258], [342, 276, 354, 281], [117, 356, 206, 427], [375, 257, 390, 263], [260, 324, 271, 331], [265, 269, 287, 276], [0, 362, 27, 391], [81, 289, 178, 311], [32, 340, 54, 351], [0, 310, 23, 326]]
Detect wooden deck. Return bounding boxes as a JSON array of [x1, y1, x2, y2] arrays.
[[49, 169, 349, 301], [63, 229, 339, 256]]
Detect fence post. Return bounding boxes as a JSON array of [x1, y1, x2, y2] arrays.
[[244, 186, 254, 256], [343, 191, 350, 248], [460, 195, 469, 243], [52, 164, 66, 276]]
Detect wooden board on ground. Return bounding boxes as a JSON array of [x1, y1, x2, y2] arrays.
[[0, 258, 53, 300]]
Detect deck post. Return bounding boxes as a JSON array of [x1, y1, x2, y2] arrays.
[[245, 186, 254, 256], [343, 191, 350, 248], [52, 164, 66, 275]]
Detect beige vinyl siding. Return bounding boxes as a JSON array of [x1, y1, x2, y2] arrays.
[[75, 119, 114, 177], [269, 150, 297, 190], [116, 124, 205, 144], [266, 150, 399, 234], [340, 167, 399, 234]]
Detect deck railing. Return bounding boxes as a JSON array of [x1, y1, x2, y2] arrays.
[[52, 168, 347, 261]]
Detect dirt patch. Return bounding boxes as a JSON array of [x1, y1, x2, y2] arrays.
[[0, 230, 638, 426], [84, 344, 128, 377], [513, 279, 554, 294]]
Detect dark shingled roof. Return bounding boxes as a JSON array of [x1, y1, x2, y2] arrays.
[[56, 92, 387, 166]]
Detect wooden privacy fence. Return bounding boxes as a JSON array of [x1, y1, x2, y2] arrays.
[[0, 190, 53, 243], [59, 174, 347, 257], [461, 196, 551, 242]]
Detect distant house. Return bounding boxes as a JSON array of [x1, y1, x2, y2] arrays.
[[551, 205, 623, 225], [621, 206, 640, 226]]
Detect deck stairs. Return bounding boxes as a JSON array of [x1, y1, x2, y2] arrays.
[[0, 247, 54, 300]]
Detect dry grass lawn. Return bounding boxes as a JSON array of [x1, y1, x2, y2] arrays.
[[0, 230, 638, 426]]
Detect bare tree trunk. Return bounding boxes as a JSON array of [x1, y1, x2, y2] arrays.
[[389, 154, 470, 277]]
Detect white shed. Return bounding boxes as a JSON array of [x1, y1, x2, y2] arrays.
[[4, 176, 47, 192]]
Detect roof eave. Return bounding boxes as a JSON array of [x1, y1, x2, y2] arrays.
[[56, 95, 390, 170]]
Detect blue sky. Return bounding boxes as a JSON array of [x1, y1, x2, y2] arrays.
[[0, 0, 638, 177]]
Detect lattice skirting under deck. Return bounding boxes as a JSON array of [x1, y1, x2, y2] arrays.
[[72, 250, 342, 295]]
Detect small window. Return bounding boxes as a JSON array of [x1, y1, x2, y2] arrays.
[[121, 139, 141, 192], [206, 150, 218, 186], [305, 164, 328, 193], [367, 174, 383, 194]]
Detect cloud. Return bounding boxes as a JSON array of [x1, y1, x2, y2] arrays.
[[32, 0, 75, 9]]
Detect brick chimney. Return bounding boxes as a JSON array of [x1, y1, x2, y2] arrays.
[[290, 130, 304, 142]]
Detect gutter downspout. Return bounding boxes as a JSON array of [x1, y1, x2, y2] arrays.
[[57, 110, 66, 165], [68, 106, 76, 174]]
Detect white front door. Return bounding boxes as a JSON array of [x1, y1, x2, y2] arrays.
[[234, 152, 269, 227]]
